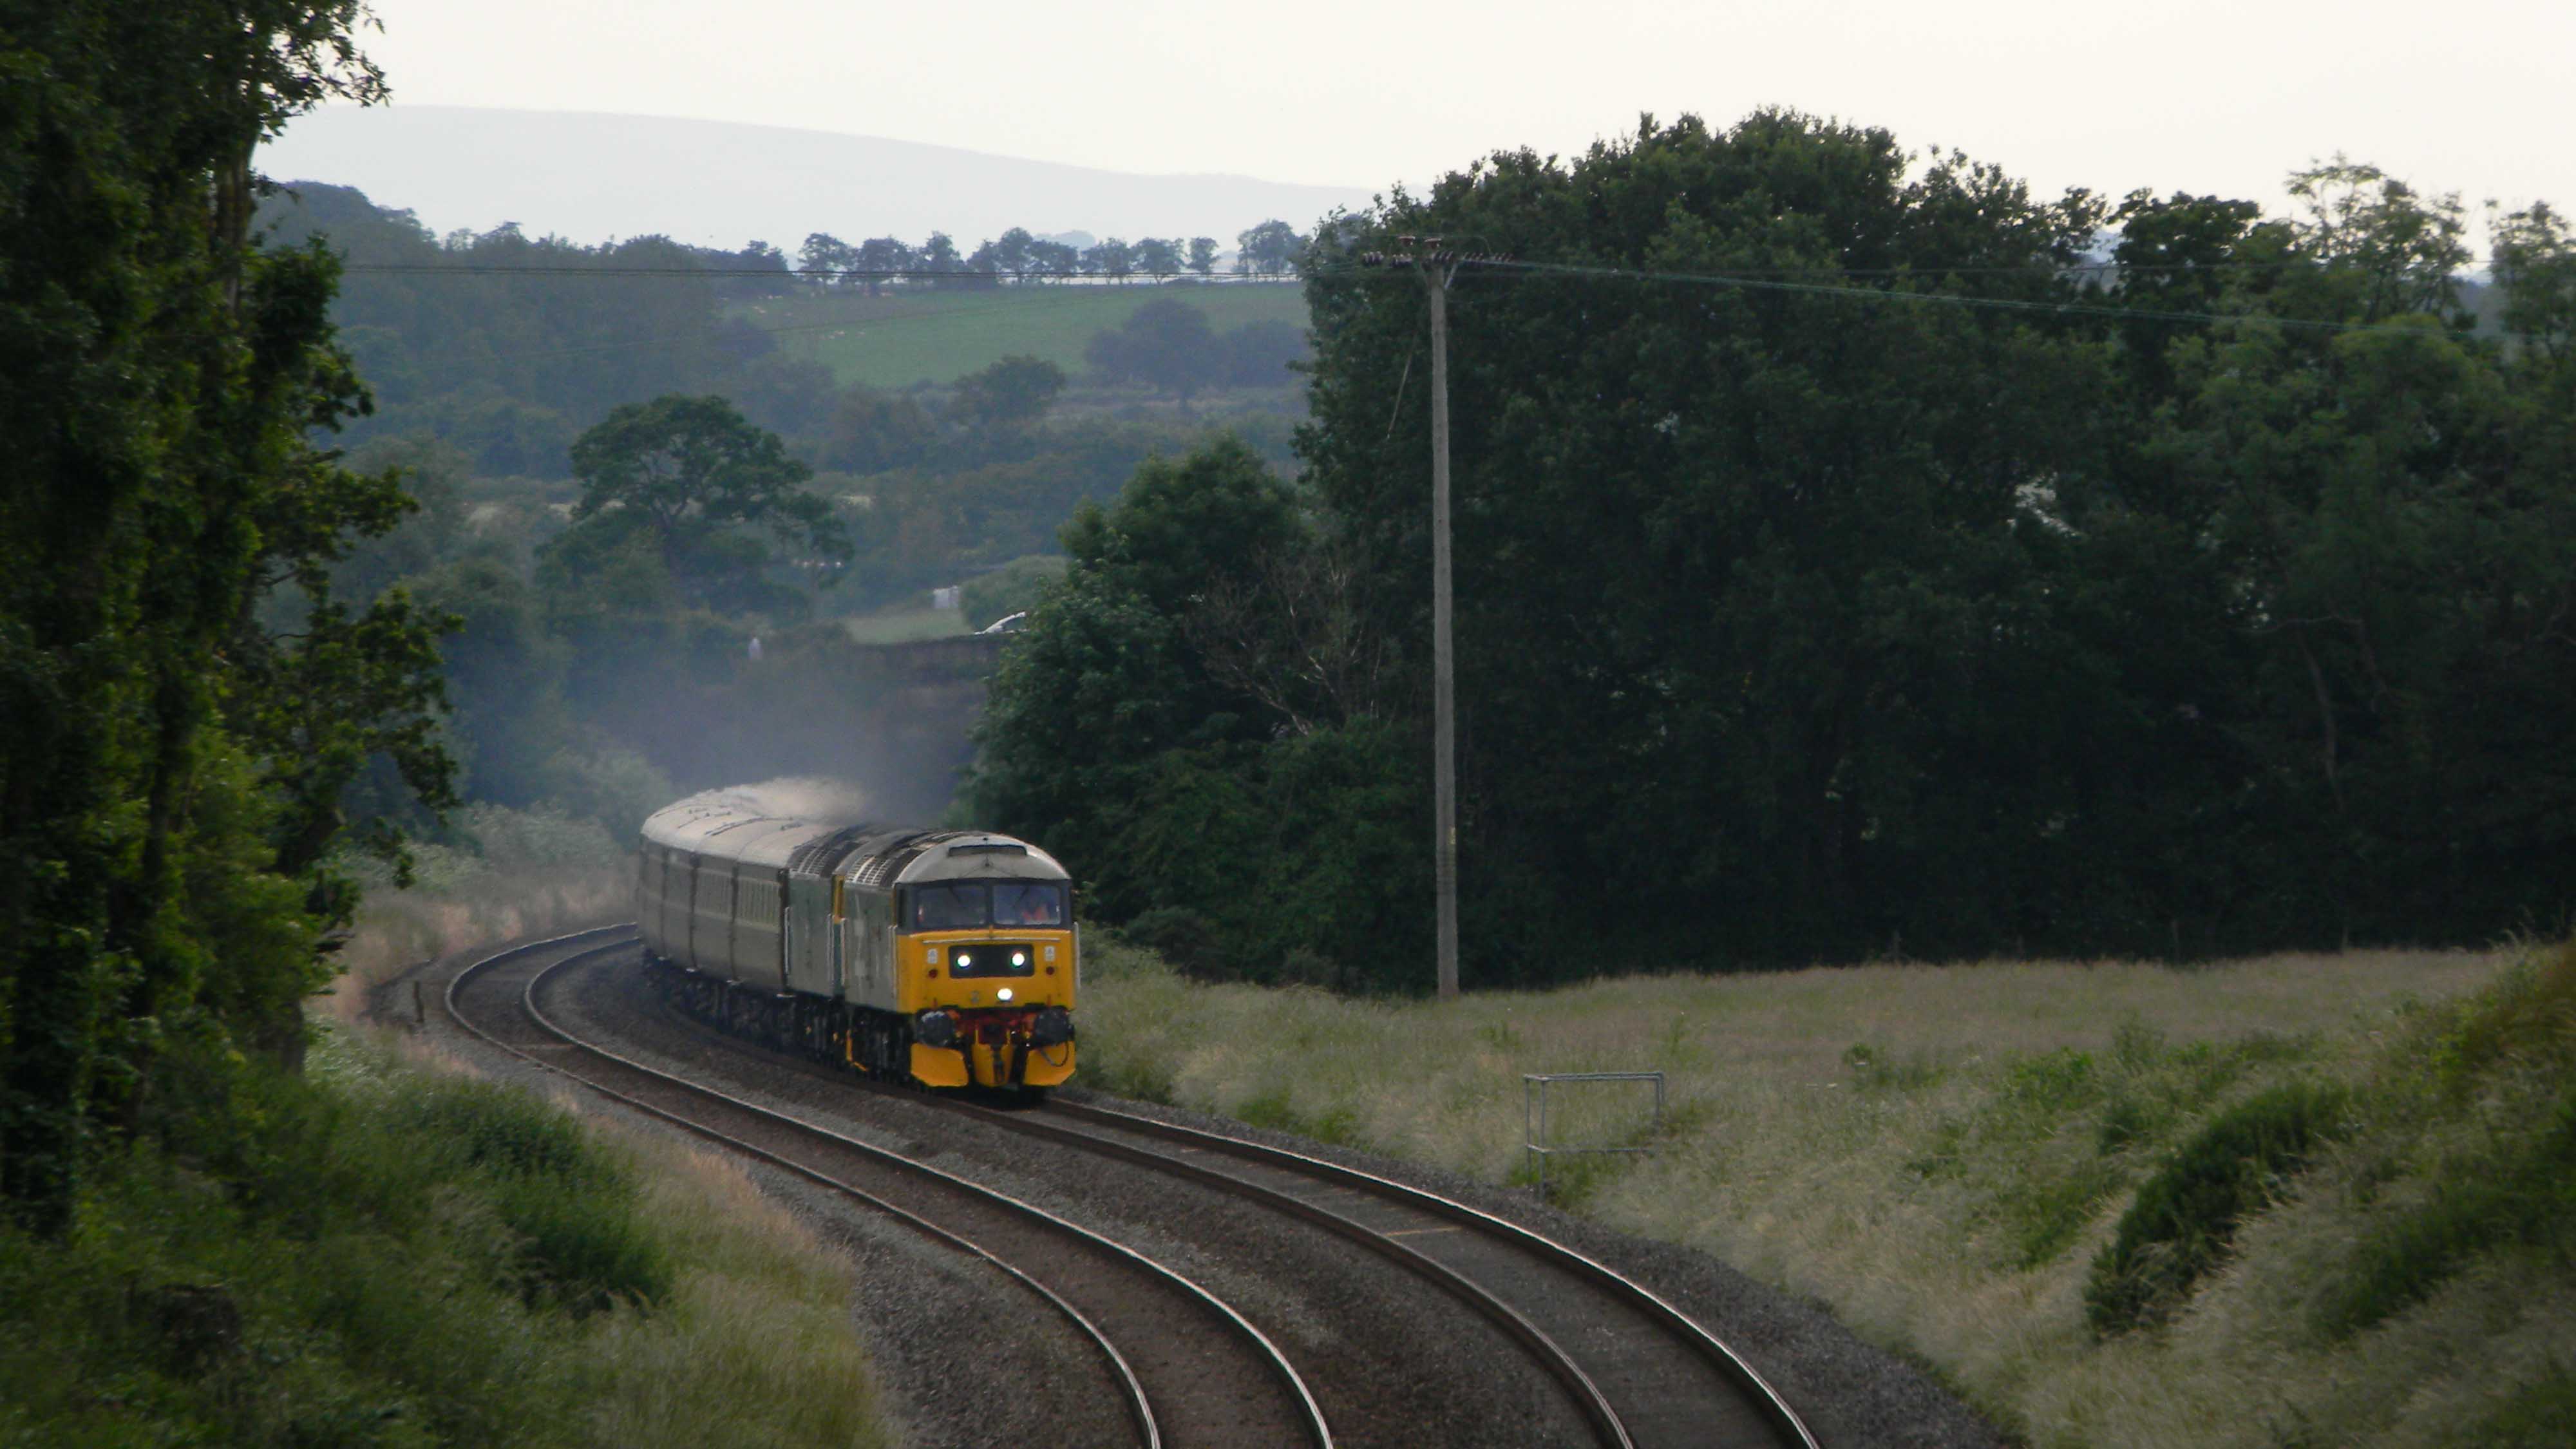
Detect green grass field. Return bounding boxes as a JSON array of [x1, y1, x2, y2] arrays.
[[734, 281, 1310, 388], [839, 607, 969, 644], [1077, 938, 2576, 1448]]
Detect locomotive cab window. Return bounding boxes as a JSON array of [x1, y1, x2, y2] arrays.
[[992, 882, 1065, 926], [902, 881, 1067, 931]]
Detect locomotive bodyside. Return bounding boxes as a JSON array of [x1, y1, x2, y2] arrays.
[[637, 797, 1077, 1092]]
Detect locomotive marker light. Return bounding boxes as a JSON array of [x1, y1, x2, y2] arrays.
[[998, 988, 1014, 1001]]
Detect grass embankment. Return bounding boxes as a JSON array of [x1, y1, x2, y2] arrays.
[[0, 1032, 886, 1447], [0, 808, 893, 1445], [738, 282, 1308, 388], [325, 806, 634, 1023], [1079, 938, 2576, 1447]]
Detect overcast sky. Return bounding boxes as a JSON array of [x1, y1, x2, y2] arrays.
[[343, 0, 2568, 243]]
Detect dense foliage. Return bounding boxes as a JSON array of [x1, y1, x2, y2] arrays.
[[254, 184, 842, 476], [974, 113, 2576, 989], [2084, 1079, 2353, 1333], [0, 1032, 887, 1448], [1, 1, 457, 1231], [972, 440, 1426, 987]]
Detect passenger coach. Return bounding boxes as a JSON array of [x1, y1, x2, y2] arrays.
[[636, 795, 1077, 1094]]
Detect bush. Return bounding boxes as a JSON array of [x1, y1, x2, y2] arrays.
[[2428, 938, 2576, 1094], [2085, 1080, 2354, 1334], [2317, 1093, 2576, 1339], [2300, 942, 2576, 1338], [0, 1030, 877, 1448], [402, 1081, 673, 1314], [1122, 905, 1227, 979], [959, 554, 1066, 630], [538, 743, 676, 838]]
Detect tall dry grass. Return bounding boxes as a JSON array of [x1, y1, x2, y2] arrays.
[[1079, 938, 2573, 1446], [306, 808, 889, 1446], [323, 805, 634, 1022], [574, 1116, 889, 1448]]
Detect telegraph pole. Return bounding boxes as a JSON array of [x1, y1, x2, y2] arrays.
[[1424, 256, 1459, 1003], [1363, 238, 1470, 1000]]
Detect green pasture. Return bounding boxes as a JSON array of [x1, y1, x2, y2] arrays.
[[734, 282, 1310, 388], [840, 606, 970, 644]]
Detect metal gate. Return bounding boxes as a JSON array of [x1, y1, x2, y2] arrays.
[[1523, 1070, 1665, 1201]]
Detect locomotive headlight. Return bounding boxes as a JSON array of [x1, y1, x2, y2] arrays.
[[997, 988, 1014, 1002], [956, 951, 973, 969], [1010, 951, 1027, 967]]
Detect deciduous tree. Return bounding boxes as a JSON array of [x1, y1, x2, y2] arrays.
[[1, 0, 455, 1232], [550, 395, 849, 615]]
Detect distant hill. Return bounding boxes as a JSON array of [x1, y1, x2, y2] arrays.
[[260, 106, 1374, 251]]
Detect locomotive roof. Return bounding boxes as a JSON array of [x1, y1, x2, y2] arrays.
[[639, 799, 1066, 884]]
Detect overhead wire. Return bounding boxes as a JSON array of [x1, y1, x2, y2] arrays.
[[343, 256, 2439, 337], [1303, 256, 2450, 334]]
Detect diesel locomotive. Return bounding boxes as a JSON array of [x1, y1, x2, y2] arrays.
[[636, 793, 1077, 1093]]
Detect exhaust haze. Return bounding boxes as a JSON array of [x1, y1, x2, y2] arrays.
[[679, 777, 878, 828]]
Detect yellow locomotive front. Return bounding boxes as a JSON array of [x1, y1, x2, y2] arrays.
[[884, 856, 1077, 1091]]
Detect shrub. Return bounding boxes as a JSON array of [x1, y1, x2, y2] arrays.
[[402, 1082, 673, 1314], [1122, 905, 1227, 979], [2318, 1091, 2576, 1339], [959, 554, 1066, 630], [2, 1028, 883, 1448], [2085, 1079, 2354, 1334], [2428, 938, 2576, 1094]]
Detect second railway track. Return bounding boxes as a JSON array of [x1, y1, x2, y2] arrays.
[[443, 928, 1332, 1449], [522, 933, 1818, 1449], [974, 1098, 1818, 1449]]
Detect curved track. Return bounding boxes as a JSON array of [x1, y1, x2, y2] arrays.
[[445, 929, 1332, 1449], [539, 933, 1818, 1448], [1011, 1099, 1819, 1449]]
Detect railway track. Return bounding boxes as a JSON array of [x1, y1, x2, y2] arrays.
[[443, 928, 1332, 1449], [529, 933, 1817, 1449], [999, 1099, 1819, 1449]]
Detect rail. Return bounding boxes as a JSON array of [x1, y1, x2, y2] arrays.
[[440, 929, 1336, 1449]]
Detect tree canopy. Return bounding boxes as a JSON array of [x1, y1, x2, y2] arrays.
[[1, 0, 454, 1233], [547, 394, 848, 616], [974, 111, 2576, 990]]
